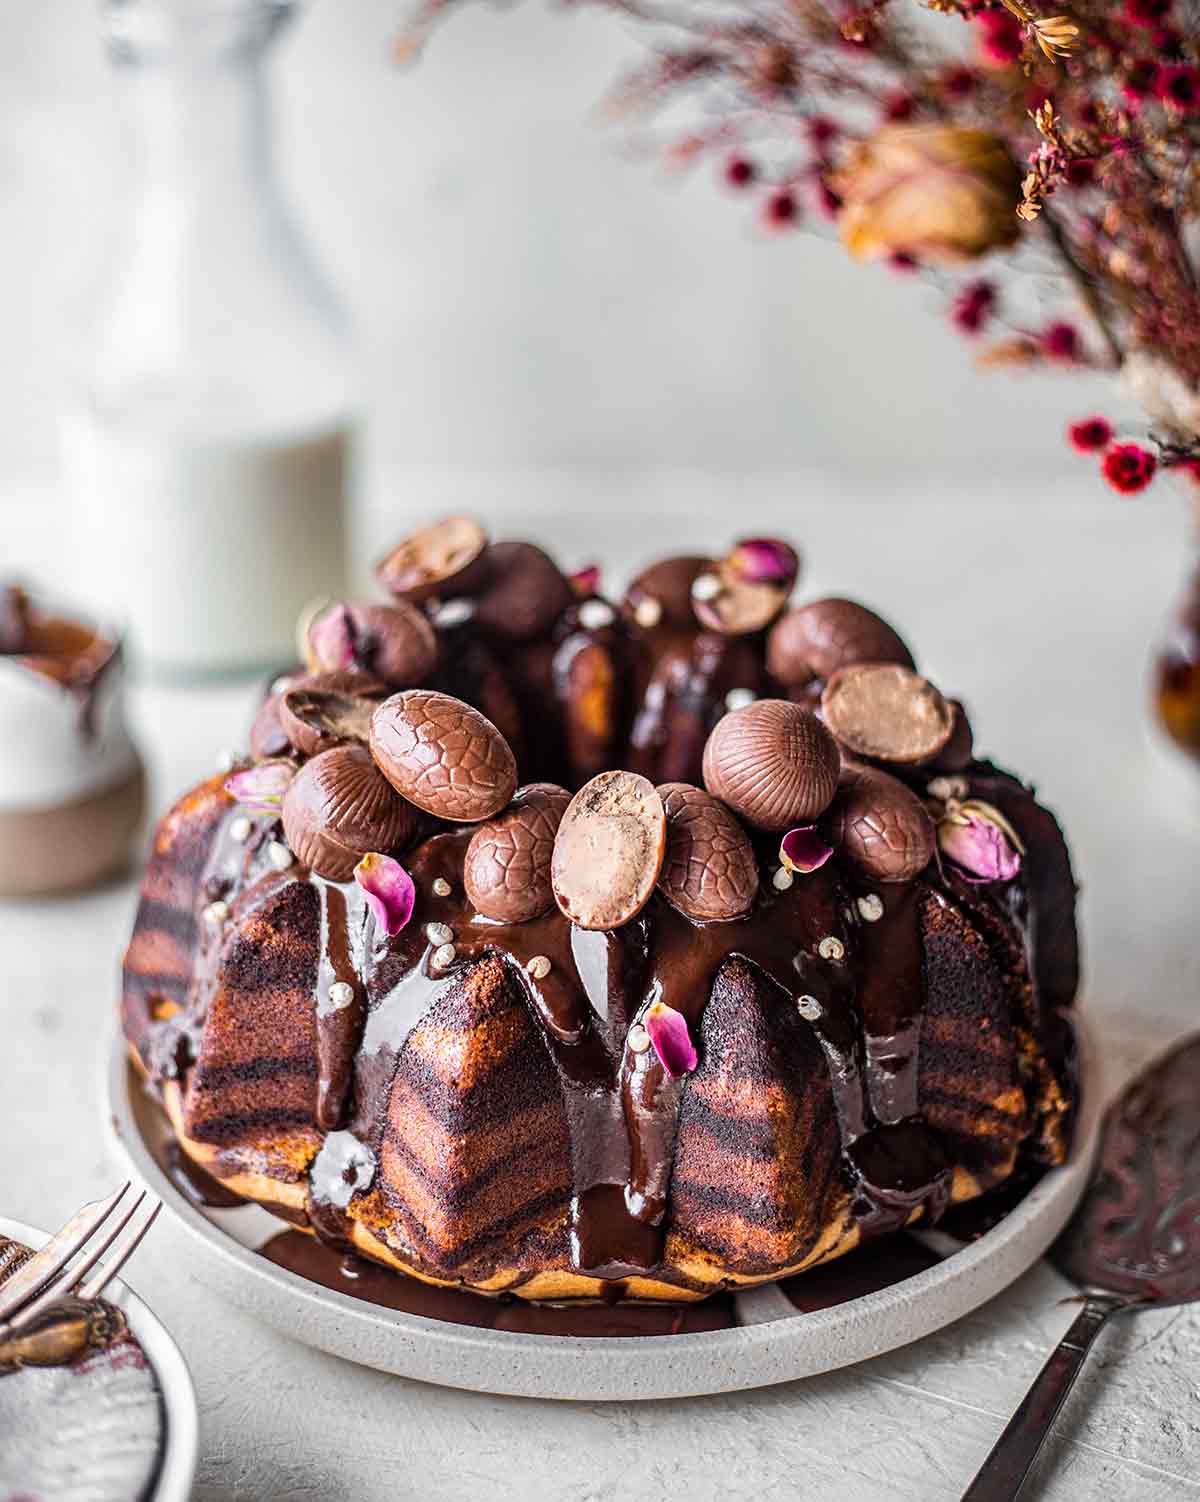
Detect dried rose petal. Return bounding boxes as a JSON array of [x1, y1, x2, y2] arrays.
[[780, 824, 835, 874], [728, 537, 799, 587], [224, 759, 295, 814], [643, 1000, 698, 1079], [938, 800, 1022, 882], [569, 564, 602, 597], [353, 852, 416, 934], [308, 604, 356, 674]]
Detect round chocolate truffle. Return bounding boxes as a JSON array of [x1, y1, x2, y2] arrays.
[[657, 782, 758, 921], [281, 744, 417, 881], [368, 689, 518, 822], [463, 783, 571, 924], [701, 699, 840, 831], [767, 598, 914, 688]]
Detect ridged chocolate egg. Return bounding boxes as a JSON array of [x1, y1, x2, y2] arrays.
[[463, 783, 571, 923], [825, 765, 935, 883], [657, 782, 758, 920], [766, 598, 914, 687], [701, 699, 840, 831], [282, 744, 417, 881], [368, 690, 518, 822]]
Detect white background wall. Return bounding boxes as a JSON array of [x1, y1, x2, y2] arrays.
[[0, 0, 1126, 510]]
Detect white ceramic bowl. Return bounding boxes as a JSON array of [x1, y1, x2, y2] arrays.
[[105, 1019, 1099, 1401]]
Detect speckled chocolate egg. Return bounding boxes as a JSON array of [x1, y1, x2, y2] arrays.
[[767, 598, 914, 688], [701, 699, 840, 831], [463, 783, 571, 923]]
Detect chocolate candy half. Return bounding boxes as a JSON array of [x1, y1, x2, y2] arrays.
[[702, 699, 840, 830], [767, 598, 914, 688], [691, 539, 799, 637], [552, 771, 666, 930], [657, 782, 758, 920], [281, 679, 382, 758], [306, 601, 439, 688], [473, 541, 574, 641], [825, 765, 934, 883], [463, 783, 571, 923], [282, 744, 417, 881], [375, 516, 491, 604], [368, 689, 518, 822], [821, 664, 954, 765]]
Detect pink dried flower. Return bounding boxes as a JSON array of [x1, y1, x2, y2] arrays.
[[643, 1000, 698, 1078], [806, 116, 838, 149], [1042, 322, 1080, 360], [1068, 416, 1113, 452], [354, 853, 416, 935], [763, 188, 799, 229], [1155, 63, 1200, 113], [308, 604, 356, 673], [1126, 0, 1171, 27], [224, 759, 294, 814], [952, 280, 996, 335], [884, 91, 915, 122], [779, 826, 834, 874], [942, 65, 977, 100], [729, 537, 799, 585], [569, 564, 602, 597], [723, 155, 757, 189], [938, 801, 1022, 882], [975, 11, 1024, 65], [1102, 443, 1157, 493], [888, 251, 919, 274]]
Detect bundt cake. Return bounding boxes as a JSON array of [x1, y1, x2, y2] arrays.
[[121, 518, 1078, 1304]]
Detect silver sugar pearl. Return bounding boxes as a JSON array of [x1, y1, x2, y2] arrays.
[[633, 596, 663, 629], [797, 995, 823, 1021], [203, 900, 229, 925], [578, 599, 615, 631], [426, 921, 454, 946], [724, 687, 757, 713], [526, 955, 552, 980], [432, 877, 452, 898], [327, 980, 355, 1010], [690, 573, 722, 603], [230, 816, 252, 845], [857, 893, 885, 923], [431, 943, 457, 971], [773, 866, 794, 892], [818, 935, 845, 962], [268, 841, 293, 870], [628, 1024, 652, 1054]]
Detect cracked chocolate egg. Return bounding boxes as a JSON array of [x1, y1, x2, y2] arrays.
[[306, 601, 439, 688], [463, 783, 571, 923], [766, 598, 914, 688], [472, 541, 575, 641], [368, 689, 518, 822], [375, 516, 492, 604], [552, 770, 666, 930], [702, 699, 840, 831], [282, 744, 417, 881], [280, 672, 386, 758], [825, 764, 934, 882], [821, 663, 954, 765], [656, 782, 758, 921]]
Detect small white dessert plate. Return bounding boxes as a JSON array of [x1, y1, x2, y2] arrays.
[[0, 1212, 198, 1501], [105, 1024, 1099, 1402]]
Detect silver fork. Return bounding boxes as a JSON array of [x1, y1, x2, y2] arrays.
[[0, 1186, 161, 1341]]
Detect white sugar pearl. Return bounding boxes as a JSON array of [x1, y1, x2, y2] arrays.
[[431, 943, 457, 970], [432, 599, 473, 629], [578, 600, 615, 630], [230, 816, 253, 844], [628, 1024, 652, 1054], [724, 688, 757, 713], [426, 922, 454, 946], [268, 841, 293, 870], [818, 936, 845, 962], [691, 573, 722, 603], [204, 900, 229, 925], [526, 955, 552, 980], [633, 597, 663, 629], [327, 981, 355, 1010], [773, 867, 794, 892], [432, 877, 452, 897], [857, 893, 885, 923], [797, 995, 823, 1022]]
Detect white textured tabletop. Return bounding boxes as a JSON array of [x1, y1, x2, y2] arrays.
[[3, 484, 1199, 1501]]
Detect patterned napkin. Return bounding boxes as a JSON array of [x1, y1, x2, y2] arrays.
[[0, 1236, 163, 1502]]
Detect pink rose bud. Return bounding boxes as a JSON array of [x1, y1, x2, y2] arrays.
[[354, 852, 416, 935], [569, 564, 603, 598], [643, 1000, 699, 1079], [938, 800, 1022, 882], [308, 604, 356, 673], [780, 825, 835, 874], [729, 538, 800, 586], [224, 759, 295, 814]]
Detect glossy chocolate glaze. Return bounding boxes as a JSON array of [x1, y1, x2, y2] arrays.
[[1052, 1034, 1200, 1304]]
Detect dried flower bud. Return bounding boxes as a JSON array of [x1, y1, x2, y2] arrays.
[[834, 126, 1023, 266]]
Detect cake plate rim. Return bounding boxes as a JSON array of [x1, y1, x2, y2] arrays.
[[0, 1210, 199, 1501], [103, 1018, 1100, 1402]]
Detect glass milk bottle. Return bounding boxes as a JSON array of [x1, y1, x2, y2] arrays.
[[61, 0, 352, 677]]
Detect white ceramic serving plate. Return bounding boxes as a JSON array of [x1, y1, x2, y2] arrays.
[[105, 1022, 1099, 1402], [0, 1212, 198, 1501]]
